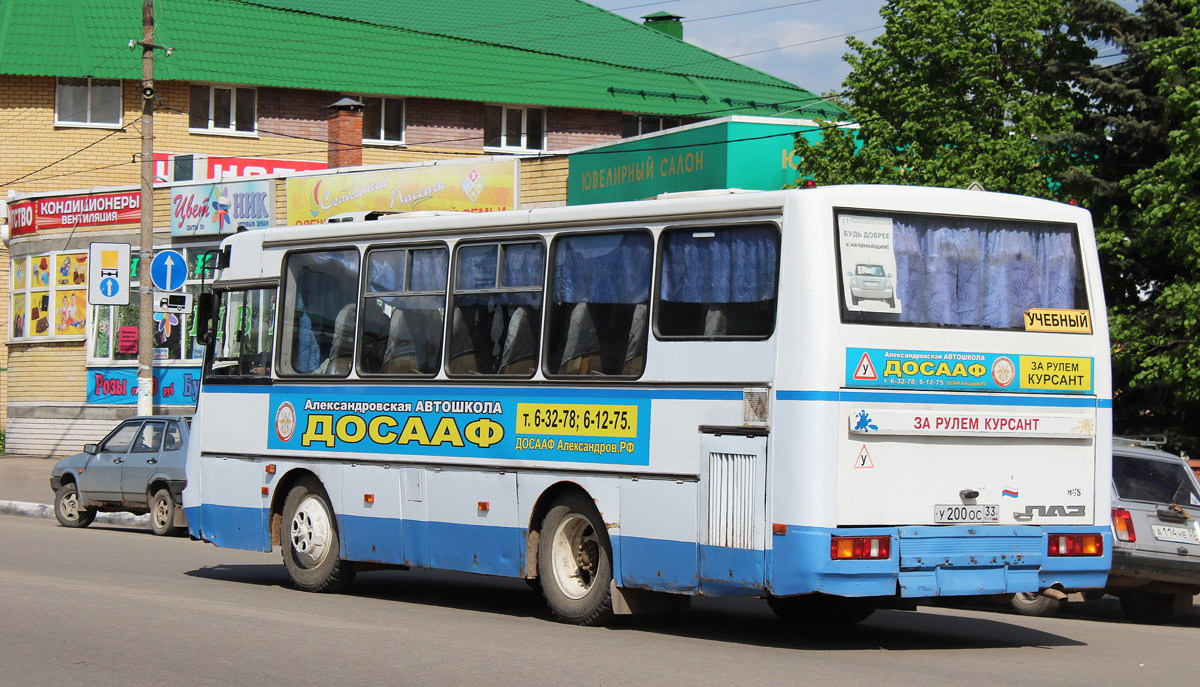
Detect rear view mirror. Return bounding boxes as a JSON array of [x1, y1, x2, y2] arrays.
[[83, 443, 99, 455], [195, 292, 216, 345]]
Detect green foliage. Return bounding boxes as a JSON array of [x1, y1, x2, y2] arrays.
[[794, 0, 1098, 199]]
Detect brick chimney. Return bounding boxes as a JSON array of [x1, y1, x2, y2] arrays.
[[327, 97, 364, 168]]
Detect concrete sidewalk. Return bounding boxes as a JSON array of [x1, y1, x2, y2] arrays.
[[0, 454, 150, 527]]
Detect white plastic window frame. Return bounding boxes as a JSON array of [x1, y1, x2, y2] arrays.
[[484, 104, 546, 152], [9, 252, 89, 341], [358, 95, 406, 145], [188, 83, 258, 136], [54, 77, 123, 128]]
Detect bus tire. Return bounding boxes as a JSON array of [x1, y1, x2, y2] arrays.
[[281, 477, 355, 593], [54, 482, 96, 528], [537, 493, 614, 626], [1009, 592, 1061, 617], [767, 594, 874, 627]]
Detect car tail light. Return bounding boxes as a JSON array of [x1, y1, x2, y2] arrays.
[[1111, 509, 1136, 542], [1048, 533, 1104, 556], [830, 535, 891, 560]]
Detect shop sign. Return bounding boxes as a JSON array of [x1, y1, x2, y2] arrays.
[[87, 366, 203, 405], [285, 159, 518, 225], [154, 152, 327, 181], [7, 192, 140, 235], [171, 179, 274, 236]]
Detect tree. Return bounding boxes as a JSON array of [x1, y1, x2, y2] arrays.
[[1104, 0, 1200, 452], [794, 0, 1105, 198]]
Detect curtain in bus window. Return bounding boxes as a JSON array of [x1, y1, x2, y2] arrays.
[[501, 243, 544, 287], [411, 249, 448, 291], [548, 233, 652, 375], [457, 244, 498, 290], [892, 218, 1079, 328], [287, 250, 359, 374], [657, 226, 778, 338]]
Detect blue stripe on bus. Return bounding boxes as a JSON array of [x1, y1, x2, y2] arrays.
[[203, 384, 742, 401], [777, 390, 1113, 408]]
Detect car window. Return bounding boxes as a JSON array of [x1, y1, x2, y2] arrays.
[[100, 422, 141, 453], [163, 423, 184, 451], [1113, 454, 1200, 506], [130, 421, 166, 453]]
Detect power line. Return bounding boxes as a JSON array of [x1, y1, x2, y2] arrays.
[[2, 119, 141, 187]]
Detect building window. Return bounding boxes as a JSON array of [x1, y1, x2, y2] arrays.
[[189, 84, 256, 134], [484, 105, 545, 151], [10, 253, 88, 339], [88, 247, 216, 363], [621, 114, 683, 138], [360, 96, 405, 144], [55, 78, 121, 127]]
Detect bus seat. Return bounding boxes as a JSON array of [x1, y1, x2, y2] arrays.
[[499, 306, 536, 375], [448, 307, 479, 374], [381, 309, 418, 374], [317, 303, 356, 375], [703, 306, 727, 337], [622, 302, 648, 375], [559, 302, 602, 375]]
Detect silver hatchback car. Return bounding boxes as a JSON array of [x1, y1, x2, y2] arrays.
[[50, 416, 191, 536]]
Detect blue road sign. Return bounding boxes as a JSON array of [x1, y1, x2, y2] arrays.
[[150, 249, 187, 292], [100, 277, 120, 298]]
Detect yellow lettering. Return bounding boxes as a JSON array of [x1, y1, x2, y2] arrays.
[[968, 363, 987, 377], [951, 362, 968, 377], [335, 415, 367, 443], [884, 360, 903, 377], [919, 361, 935, 376], [902, 361, 919, 375], [368, 415, 398, 444], [300, 415, 336, 448], [396, 416, 431, 445], [429, 417, 465, 447], [465, 418, 504, 448], [935, 362, 951, 376]]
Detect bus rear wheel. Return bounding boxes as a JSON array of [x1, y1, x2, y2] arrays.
[[537, 493, 614, 625], [281, 477, 355, 593]]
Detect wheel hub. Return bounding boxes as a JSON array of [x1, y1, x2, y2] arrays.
[[290, 495, 332, 568]]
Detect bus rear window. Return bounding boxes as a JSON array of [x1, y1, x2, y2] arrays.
[[837, 212, 1088, 329]]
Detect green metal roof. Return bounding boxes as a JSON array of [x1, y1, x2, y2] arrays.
[[0, 0, 845, 119]]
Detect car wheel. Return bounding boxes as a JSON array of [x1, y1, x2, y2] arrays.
[[1009, 592, 1062, 617], [281, 477, 355, 593], [54, 482, 96, 528], [767, 594, 875, 626], [150, 488, 182, 536], [537, 492, 614, 625], [1119, 589, 1176, 624]]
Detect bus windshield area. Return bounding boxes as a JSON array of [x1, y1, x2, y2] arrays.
[[838, 211, 1089, 329], [207, 288, 277, 378]]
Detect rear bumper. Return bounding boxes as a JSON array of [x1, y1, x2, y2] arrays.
[[769, 525, 1111, 598], [1109, 548, 1200, 589]]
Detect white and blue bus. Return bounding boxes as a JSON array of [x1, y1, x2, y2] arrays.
[[184, 185, 1111, 625]]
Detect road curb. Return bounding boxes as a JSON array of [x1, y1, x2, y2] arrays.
[[0, 499, 151, 527]]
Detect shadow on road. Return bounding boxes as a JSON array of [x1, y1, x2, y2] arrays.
[[184, 563, 1086, 649]]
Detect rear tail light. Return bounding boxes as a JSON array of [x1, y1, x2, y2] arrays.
[[1112, 508, 1136, 542], [830, 535, 891, 560], [1048, 533, 1104, 556]]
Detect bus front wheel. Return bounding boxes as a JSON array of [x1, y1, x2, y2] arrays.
[[281, 477, 355, 593], [537, 493, 614, 626]]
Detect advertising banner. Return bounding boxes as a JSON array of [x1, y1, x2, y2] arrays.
[[87, 366, 203, 405], [266, 388, 650, 466], [154, 152, 326, 181], [285, 159, 518, 225], [846, 347, 1094, 395], [171, 179, 274, 236], [8, 192, 140, 235]]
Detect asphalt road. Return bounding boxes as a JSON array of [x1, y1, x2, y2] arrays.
[[1, 513, 1197, 687]]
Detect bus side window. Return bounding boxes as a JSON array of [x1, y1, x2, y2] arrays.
[[449, 241, 544, 376], [205, 287, 277, 379], [657, 224, 779, 339], [280, 249, 360, 376], [545, 231, 652, 377], [360, 246, 448, 376]]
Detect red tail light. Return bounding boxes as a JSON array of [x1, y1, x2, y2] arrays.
[[1112, 508, 1136, 542], [830, 535, 891, 560], [1048, 533, 1104, 556]]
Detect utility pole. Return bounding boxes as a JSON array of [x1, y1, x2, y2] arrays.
[[136, 0, 157, 416]]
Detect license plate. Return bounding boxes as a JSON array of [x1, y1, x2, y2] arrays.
[[934, 504, 999, 523], [1151, 524, 1200, 545]]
